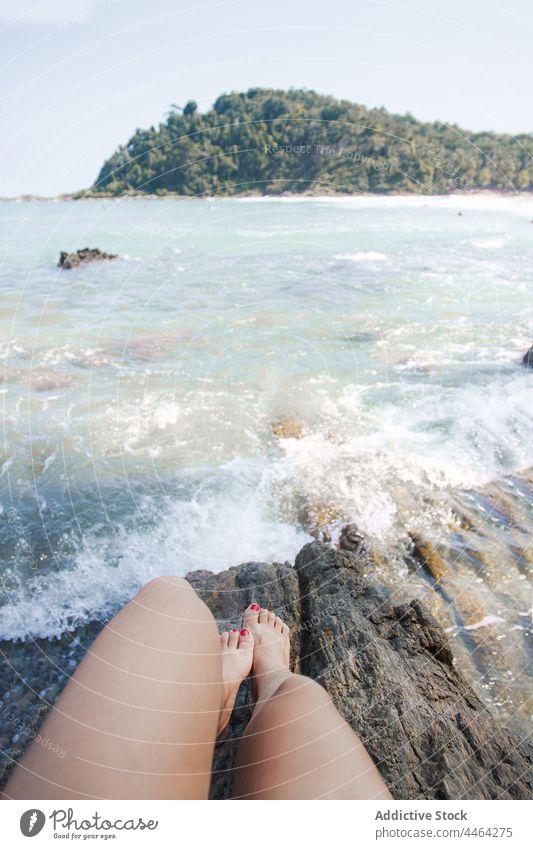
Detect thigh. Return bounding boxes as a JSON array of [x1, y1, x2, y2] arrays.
[[233, 675, 392, 800], [5, 577, 222, 800]]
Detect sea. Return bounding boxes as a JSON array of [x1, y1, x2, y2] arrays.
[[1, 194, 532, 731]]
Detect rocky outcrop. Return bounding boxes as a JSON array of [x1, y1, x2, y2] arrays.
[[58, 247, 118, 269], [1, 541, 531, 799], [523, 346, 533, 368], [194, 541, 532, 799]]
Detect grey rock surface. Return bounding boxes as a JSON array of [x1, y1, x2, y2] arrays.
[[194, 542, 532, 799]]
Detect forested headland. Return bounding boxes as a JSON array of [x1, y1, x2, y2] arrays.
[[90, 88, 533, 196]]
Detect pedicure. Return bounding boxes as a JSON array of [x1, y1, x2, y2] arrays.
[[231, 628, 238, 632], [240, 628, 249, 637], [250, 603, 260, 611]]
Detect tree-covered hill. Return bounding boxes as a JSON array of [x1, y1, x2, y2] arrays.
[[91, 88, 533, 196]]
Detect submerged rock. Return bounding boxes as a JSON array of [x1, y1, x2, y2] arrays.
[[30, 370, 71, 392], [0, 365, 22, 384], [58, 247, 118, 269], [1, 541, 531, 800], [299, 500, 348, 540], [410, 534, 448, 582], [271, 418, 305, 439], [523, 345, 533, 368]]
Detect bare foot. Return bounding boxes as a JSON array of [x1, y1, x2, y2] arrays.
[[243, 604, 291, 705], [218, 627, 254, 737]]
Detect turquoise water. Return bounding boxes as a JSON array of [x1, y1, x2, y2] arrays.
[[0, 195, 532, 678]]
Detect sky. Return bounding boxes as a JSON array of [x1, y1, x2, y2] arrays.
[[1, 0, 532, 196]]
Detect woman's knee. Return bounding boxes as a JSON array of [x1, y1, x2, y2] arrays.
[[276, 674, 333, 708], [134, 575, 215, 625], [139, 574, 191, 596]]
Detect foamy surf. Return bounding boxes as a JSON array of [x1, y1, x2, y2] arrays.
[[333, 251, 388, 262], [0, 456, 310, 641], [279, 373, 533, 541]]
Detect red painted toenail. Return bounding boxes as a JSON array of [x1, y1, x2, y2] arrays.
[[250, 603, 259, 611], [231, 628, 238, 632], [240, 628, 249, 637]]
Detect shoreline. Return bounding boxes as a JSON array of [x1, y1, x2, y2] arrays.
[[2, 189, 533, 203]]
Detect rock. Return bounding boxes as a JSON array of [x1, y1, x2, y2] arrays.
[[292, 542, 532, 800], [0, 365, 22, 384], [271, 418, 305, 439], [30, 370, 71, 392], [58, 247, 118, 269], [408, 534, 524, 712], [410, 534, 448, 582], [523, 346, 533, 368], [200, 541, 532, 799], [0, 367, 70, 391], [1, 542, 531, 800], [299, 500, 348, 540], [338, 522, 367, 555]]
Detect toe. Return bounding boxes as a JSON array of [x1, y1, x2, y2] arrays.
[[238, 628, 253, 648], [268, 610, 276, 625], [243, 603, 260, 629], [274, 616, 284, 632], [220, 631, 229, 646], [259, 607, 269, 624], [228, 628, 239, 648]]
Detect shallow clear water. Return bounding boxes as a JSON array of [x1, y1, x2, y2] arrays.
[[1, 195, 532, 728]]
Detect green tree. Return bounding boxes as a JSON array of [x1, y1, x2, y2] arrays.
[[183, 100, 197, 117]]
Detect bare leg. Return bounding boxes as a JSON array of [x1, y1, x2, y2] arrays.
[[4, 577, 253, 800], [232, 605, 392, 800]]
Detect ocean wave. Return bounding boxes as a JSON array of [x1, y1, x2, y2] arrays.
[[233, 193, 533, 216], [0, 457, 310, 641], [469, 237, 508, 250], [280, 373, 533, 540]]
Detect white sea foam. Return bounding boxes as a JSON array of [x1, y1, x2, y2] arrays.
[[280, 373, 533, 540], [464, 615, 505, 631], [0, 456, 310, 640], [334, 251, 387, 262], [234, 192, 533, 217], [470, 237, 508, 250]]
